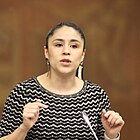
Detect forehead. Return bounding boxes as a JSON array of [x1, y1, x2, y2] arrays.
[[49, 26, 83, 42]]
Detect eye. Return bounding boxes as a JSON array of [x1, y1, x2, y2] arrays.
[[70, 44, 78, 48], [55, 43, 63, 47]]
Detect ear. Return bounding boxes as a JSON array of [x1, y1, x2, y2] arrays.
[[81, 49, 86, 62], [44, 46, 49, 59]]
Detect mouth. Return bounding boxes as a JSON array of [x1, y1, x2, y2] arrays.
[[60, 59, 71, 63]]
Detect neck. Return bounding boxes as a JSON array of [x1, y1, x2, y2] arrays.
[[47, 71, 77, 92], [44, 73, 83, 95]]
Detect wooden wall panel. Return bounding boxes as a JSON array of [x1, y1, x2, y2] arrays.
[[0, 0, 139, 139]]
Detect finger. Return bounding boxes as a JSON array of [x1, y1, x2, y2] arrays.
[[115, 117, 125, 126], [36, 99, 41, 103], [107, 112, 118, 122], [36, 99, 48, 109], [24, 104, 39, 110], [103, 110, 114, 118], [23, 106, 39, 118], [102, 109, 108, 119], [111, 112, 120, 122], [24, 108, 39, 114], [107, 112, 123, 127], [23, 112, 36, 118], [24, 100, 48, 112], [102, 109, 111, 122], [102, 109, 106, 114], [102, 110, 117, 126], [36, 102, 48, 109], [109, 116, 119, 127]]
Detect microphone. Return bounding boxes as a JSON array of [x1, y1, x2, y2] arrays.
[[82, 111, 98, 140]]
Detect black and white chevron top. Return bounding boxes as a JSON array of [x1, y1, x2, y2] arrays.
[[0, 77, 110, 140]]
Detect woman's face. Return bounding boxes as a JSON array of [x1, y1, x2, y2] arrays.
[[44, 26, 85, 76]]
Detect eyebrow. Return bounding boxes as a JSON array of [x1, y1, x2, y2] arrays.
[[52, 39, 81, 43]]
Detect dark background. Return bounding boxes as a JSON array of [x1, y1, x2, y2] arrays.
[[0, 0, 139, 139]]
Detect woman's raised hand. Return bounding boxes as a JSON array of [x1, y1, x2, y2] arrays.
[[101, 109, 124, 139], [20, 99, 48, 132]]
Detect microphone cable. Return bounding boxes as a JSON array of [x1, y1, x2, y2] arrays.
[[82, 111, 98, 140]]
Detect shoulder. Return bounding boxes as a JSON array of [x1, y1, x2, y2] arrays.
[[13, 77, 36, 90], [84, 80, 109, 98], [85, 80, 105, 92], [17, 77, 36, 85], [8, 77, 37, 98]]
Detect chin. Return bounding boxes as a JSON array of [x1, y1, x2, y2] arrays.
[[59, 70, 74, 76]]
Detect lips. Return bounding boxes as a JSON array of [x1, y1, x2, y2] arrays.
[[60, 59, 71, 63]]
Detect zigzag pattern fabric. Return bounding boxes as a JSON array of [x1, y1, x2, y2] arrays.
[[0, 77, 110, 140]]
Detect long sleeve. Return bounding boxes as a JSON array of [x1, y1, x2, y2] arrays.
[[104, 133, 120, 140], [0, 82, 27, 137]]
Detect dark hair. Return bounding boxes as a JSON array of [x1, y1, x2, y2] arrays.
[[45, 22, 86, 50]]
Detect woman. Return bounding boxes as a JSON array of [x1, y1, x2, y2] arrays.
[[0, 22, 124, 140]]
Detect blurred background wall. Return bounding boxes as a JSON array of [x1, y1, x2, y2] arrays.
[[0, 0, 139, 139]]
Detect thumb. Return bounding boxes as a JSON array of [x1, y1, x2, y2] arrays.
[[102, 109, 106, 115], [102, 109, 107, 119], [36, 99, 41, 103]]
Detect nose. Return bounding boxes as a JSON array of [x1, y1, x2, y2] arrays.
[[62, 45, 70, 55]]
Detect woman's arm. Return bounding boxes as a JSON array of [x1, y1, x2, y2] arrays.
[[0, 100, 48, 140], [0, 124, 28, 140]]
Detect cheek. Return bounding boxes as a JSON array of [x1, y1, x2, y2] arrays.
[[74, 56, 83, 66], [76, 52, 84, 61], [46, 49, 55, 59], [48, 53, 59, 64]]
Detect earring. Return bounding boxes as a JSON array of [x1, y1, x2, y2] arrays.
[[45, 58, 50, 71], [77, 61, 83, 79], [79, 61, 83, 67]]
